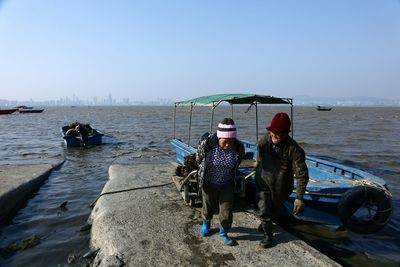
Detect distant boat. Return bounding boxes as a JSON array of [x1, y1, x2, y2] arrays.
[[15, 105, 45, 113], [19, 109, 44, 113], [15, 105, 33, 109], [317, 105, 332, 111], [60, 123, 104, 147], [0, 108, 18, 115]]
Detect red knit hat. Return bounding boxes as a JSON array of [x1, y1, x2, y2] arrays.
[[267, 112, 291, 133]]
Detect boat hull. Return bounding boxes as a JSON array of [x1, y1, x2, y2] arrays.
[[19, 109, 44, 113], [60, 125, 104, 147], [317, 106, 332, 111], [171, 138, 392, 233], [0, 109, 18, 115]]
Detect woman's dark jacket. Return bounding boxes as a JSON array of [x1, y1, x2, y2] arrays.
[[196, 133, 245, 191]]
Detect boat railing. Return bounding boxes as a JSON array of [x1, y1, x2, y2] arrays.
[[306, 156, 385, 185], [307, 157, 362, 179], [171, 138, 197, 164], [240, 141, 384, 184]]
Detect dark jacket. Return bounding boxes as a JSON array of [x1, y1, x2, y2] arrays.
[[196, 133, 245, 191], [256, 133, 309, 200]]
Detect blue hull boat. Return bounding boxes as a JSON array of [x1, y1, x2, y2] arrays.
[[60, 123, 104, 147], [171, 94, 392, 234]]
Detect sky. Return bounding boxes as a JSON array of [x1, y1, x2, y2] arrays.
[[0, 0, 399, 102]]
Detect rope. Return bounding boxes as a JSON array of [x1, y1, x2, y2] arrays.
[[89, 148, 174, 208], [89, 182, 174, 208], [109, 147, 171, 165], [353, 179, 393, 198], [243, 171, 256, 180], [178, 170, 197, 192]]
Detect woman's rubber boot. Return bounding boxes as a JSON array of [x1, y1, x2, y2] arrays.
[[259, 220, 274, 248], [219, 227, 235, 246], [200, 221, 211, 236]]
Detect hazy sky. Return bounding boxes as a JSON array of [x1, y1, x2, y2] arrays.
[[1, 0, 399, 102]]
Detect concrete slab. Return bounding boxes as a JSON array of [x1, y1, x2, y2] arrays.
[[0, 163, 60, 224], [89, 164, 341, 267]]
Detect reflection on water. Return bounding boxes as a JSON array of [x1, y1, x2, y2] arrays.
[[0, 106, 399, 266]]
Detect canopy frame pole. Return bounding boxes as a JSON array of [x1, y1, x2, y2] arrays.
[[255, 102, 259, 143], [290, 99, 294, 138], [231, 104, 234, 119], [188, 103, 194, 146], [173, 104, 177, 139], [210, 103, 216, 133]]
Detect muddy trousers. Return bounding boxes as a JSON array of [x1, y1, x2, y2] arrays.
[[201, 182, 234, 230], [255, 176, 280, 237], [256, 189, 274, 236]]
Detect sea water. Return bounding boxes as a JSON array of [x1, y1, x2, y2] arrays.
[[0, 106, 399, 266]]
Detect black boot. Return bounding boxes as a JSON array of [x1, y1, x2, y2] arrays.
[[260, 235, 274, 248], [259, 221, 274, 248]]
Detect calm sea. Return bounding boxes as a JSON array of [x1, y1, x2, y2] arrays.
[[0, 106, 399, 267]]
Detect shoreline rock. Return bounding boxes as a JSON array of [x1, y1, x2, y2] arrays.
[[0, 162, 64, 225]]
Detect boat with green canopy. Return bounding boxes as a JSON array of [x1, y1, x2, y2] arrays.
[[171, 93, 392, 235]]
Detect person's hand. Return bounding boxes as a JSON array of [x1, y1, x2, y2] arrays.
[[293, 199, 305, 215]]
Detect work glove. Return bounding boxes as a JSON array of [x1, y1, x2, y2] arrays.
[[293, 198, 305, 215]]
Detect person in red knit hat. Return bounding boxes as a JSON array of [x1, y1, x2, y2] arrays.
[[255, 112, 309, 248]]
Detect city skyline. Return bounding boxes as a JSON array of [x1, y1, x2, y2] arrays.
[[0, 93, 174, 106], [1, 93, 399, 107]]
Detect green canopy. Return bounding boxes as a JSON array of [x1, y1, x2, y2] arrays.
[[174, 94, 292, 106]]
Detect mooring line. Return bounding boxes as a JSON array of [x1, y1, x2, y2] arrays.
[[89, 181, 174, 208]]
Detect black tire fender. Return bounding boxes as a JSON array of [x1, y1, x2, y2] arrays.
[[338, 185, 392, 234]]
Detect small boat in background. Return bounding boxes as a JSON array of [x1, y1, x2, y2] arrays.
[[19, 108, 44, 113], [0, 108, 18, 115], [15, 105, 45, 113], [317, 105, 332, 111], [15, 105, 33, 109], [60, 122, 104, 147]]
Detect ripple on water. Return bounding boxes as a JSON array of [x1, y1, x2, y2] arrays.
[[0, 106, 399, 266]]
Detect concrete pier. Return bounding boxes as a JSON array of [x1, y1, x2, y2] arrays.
[[0, 163, 62, 224], [89, 164, 340, 267], [89, 163, 341, 267]]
